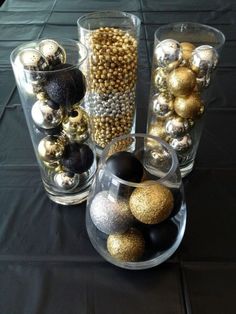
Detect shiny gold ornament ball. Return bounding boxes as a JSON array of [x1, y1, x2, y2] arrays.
[[174, 93, 204, 119], [38, 135, 64, 162], [129, 181, 174, 224], [107, 228, 145, 262], [167, 67, 196, 97], [148, 122, 169, 143], [180, 42, 196, 64]]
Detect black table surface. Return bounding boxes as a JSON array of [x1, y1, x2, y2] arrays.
[[0, 0, 236, 313]]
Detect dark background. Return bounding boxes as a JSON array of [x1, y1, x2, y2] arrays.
[[0, 0, 236, 313]]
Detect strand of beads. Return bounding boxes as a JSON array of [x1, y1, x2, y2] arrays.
[[148, 39, 218, 162], [84, 27, 138, 148], [17, 39, 94, 192]]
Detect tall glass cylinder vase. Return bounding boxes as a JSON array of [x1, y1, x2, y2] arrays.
[[147, 23, 225, 177], [78, 11, 141, 154], [11, 39, 97, 205]]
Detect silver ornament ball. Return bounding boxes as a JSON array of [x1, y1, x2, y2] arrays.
[[169, 134, 192, 153], [190, 45, 218, 77], [31, 99, 63, 129], [38, 135, 64, 162], [18, 48, 48, 71], [165, 116, 191, 138], [38, 39, 66, 66], [90, 191, 134, 235], [54, 171, 79, 191], [152, 93, 174, 118], [154, 39, 182, 71]]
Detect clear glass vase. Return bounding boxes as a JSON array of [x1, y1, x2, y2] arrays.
[[10, 39, 97, 205], [147, 22, 225, 177], [86, 133, 186, 270], [77, 11, 141, 155]]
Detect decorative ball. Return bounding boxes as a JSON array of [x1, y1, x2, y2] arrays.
[[38, 135, 64, 162], [18, 48, 48, 72], [153, 67, 168, 91], [152, 93, 174, 118], [36, 91, 48, 101], [174, 93, 204, 119], [44, 63, 86, 106], [31, 99, 63, 129], [143, 220, 178, 251], [62, 142, 94, 174], [37, 39, 66, 67], [195, 75, 211, 90], [190, 45, 218, 77], [180, 42, 196, 64], [105, 151, 144, 183], [165, 115, 191, 138], [154, 39, 182, 71], [169, 134, 192, 153], [54, 171, 79, 191], [167, 67, 196, 97], [107, 228, 145, 262], [129, 181, 174, 224], [148, 122, 169, 143], [90, 191, 134, 235], [62, 106, 89, 142]]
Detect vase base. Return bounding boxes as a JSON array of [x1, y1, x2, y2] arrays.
[[180, 160, 194, 178], [47, 189, 90, 205]]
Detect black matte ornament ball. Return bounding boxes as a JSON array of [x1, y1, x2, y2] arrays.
[[143, 220, 178, 252], [105, 151, 144, 183], [62, 142, 94, 174], [44, 63, 86, 106]]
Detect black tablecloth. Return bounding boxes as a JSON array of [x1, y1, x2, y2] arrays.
[[0, 1, 236, 313]]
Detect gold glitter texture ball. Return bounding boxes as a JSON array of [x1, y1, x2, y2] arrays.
[[148, 122, 169, 142], [129, 182, 174, 224], [107, 228, 145, 262], [38, 135, 64, 162], [62, 106, 89, 142], [174, 93, 204, 119], [180, 42, 196, 64], [167, 67, 196, 97], [154, 39, 182, 71]]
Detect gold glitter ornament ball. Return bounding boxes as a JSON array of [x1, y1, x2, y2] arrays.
[[148, 122, 169, 143], [167, 67, 196, 97], [107, 228, 145, 262], [180, 42, 196, 64], [174, 93, 204, 119], [129, 181, 174, 224]]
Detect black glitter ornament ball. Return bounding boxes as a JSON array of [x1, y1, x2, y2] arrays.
[[144, 220, 178, 252], [62, 142, 94, 174], [44, 63, 86, 106], [105, 151, 144, 183]]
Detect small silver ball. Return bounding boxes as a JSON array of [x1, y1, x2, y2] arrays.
[[152, 93, 174, 118], [31, 99, 63, 129], [18, 48, 48, 71], [190, 45, 218, 77], [169, 134, 192, 152], [54, 171, 79, 191], [154, 39, 182, 71], [38, 39, 66, 66], [165, 116, 191, 138], [90, 191, 134, 235]]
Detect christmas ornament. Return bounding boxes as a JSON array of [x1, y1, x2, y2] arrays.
[[148, 122, 169, 142], [154, 39, 182, 71], [44, 63, 86, 106], [174, 93, 204, 119], [167, 67, 196, 97], [105, 151, 144, 183], [38, 135, 64, 162], [129, 181, 174, 224], [18, 48, 48, 72], [153, 67, 168, 91], [62, 142, 94, 174], [62, 106, 89, 142], [90, 191, 134, 235], [165, 115, 191, 138], [31, 99, 63, 129], [152, 93, 174, 118], [180, 42, 195, 64], [36, 91, 48, 101], [37, 39, 66, 67], [54, 171, 79, 191], [107, 228, 145, 262], [190, 45, 218, 77], [169, 134, 192, 152], [144, 220, 178, 251]]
